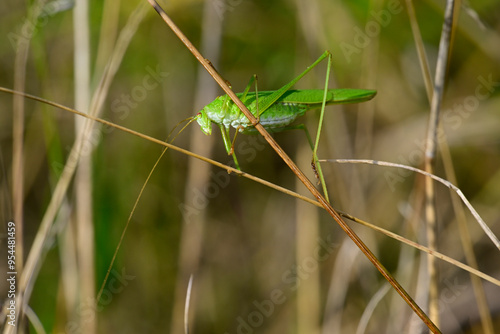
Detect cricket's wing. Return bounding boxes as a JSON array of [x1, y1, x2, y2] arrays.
[[239, 89, 376, 108], [275, 89, 377, 105]]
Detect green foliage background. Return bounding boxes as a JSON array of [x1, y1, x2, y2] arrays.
[[1, 0, 500, 333]]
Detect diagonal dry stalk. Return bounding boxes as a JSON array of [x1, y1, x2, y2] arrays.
[[147, 0, 440, 332], [3, 1, 497, 332]]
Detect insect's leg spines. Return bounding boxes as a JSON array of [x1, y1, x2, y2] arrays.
[[311, 160, 321, 185]]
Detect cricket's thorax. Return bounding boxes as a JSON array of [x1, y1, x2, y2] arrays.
[[201, 95, 309, 133]]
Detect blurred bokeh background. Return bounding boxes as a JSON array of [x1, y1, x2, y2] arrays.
[[1, 0, 500, 333]]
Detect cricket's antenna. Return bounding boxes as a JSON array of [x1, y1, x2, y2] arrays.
[[167, 116, 198, 143]]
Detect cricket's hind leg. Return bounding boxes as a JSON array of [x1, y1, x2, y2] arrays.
[[272, 123, 330, 202]]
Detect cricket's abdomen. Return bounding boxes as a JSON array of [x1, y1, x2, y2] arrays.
[[256, 102, 308, 130]]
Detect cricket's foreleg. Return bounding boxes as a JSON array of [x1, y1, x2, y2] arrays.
[[219, 124, 241, 170]]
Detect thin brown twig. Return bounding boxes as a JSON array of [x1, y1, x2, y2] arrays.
[[0, 87, 311, 203], [147, 1, 441, 332], [3, 86, 497, 292]]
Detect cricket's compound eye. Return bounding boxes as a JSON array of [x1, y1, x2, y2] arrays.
[[196, 110, 212, 135]]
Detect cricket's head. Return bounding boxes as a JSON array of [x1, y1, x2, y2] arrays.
[[195, 109, 212, 135]]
